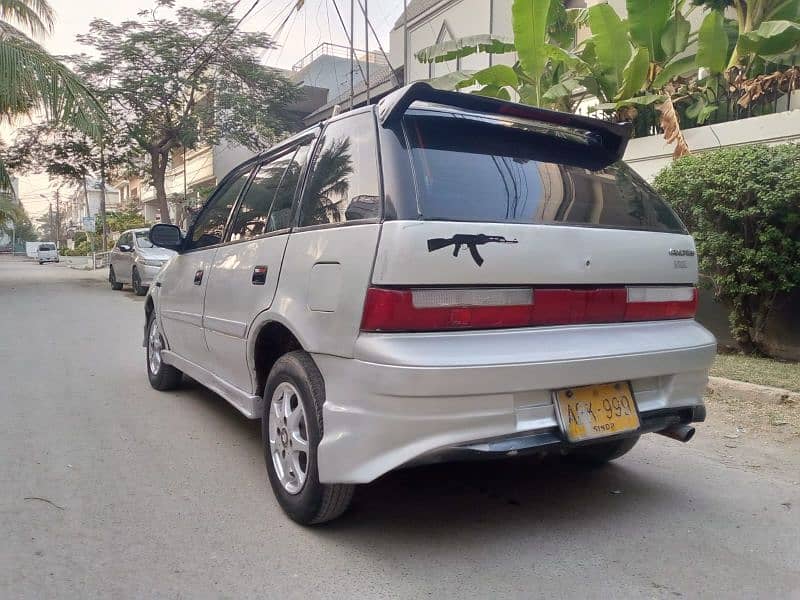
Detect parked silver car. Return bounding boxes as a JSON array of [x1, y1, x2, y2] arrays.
[[143, 84, 716, 525], [109, 228, 176, 296]]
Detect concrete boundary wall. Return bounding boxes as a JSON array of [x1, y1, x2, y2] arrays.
[[625, 100, 800, 181]]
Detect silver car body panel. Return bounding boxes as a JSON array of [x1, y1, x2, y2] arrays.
[[375, 221, 698, 286], [162, 350, 262, 418], [110, 228, 176, 285], [313, 319, 714, 483]]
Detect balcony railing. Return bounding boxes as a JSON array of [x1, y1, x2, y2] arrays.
[[292, 42, 387, 72]]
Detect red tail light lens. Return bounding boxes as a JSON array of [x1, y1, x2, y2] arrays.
[[360, 286, 698, 332], [360, 287, 534, 332]]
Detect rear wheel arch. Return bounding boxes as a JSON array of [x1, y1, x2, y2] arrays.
[[251, 320, 308, 399]]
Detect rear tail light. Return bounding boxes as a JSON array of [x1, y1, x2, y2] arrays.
[[360, 286, 697, 332]]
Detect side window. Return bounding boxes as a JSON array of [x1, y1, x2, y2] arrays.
[[228, 141, 311, 241], [188, 168, 252, 250], [268, 142, 312, 232], [117, 233, 130, 248], [298, 113, 381, 227]]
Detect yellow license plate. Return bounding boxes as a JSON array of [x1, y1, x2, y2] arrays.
[[554, 382, 640, 442]]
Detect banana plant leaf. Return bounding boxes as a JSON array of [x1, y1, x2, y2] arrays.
[[425, 70, 477, 91], [697, 11, 729, 74], [652, 54, 697, 88], [415, 35, 515, 64], [661, 12, 691, 57], [593, 94, 666, 111], [626, 0, 672, 62], [586, 3, 631, 100], [512, 0, 554, 106], [616, 46, 650, 101], [738, 20, 800, 56], [455, 64, 519, 90]]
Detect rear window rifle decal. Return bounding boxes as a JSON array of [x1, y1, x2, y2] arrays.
[[427, 234, 519, 266]]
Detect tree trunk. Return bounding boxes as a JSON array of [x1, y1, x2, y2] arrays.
[[150, 149, 172, 225], [82, 176, 90, 217], [732, 296, 759, 354]]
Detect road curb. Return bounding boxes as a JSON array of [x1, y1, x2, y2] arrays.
[[708, 376, 799, 405]]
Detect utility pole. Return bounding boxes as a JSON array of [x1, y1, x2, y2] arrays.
[[49, 202, 53, 241], [55, 189, 61, 248], [364, 0, 370, 104], [403, 0, 409, 84], [99, 142, 108, 251], [350, 0, 355, 109]]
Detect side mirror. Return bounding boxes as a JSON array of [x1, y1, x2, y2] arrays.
[[150, 224, 183, 251], [119, 244, 132, 252]]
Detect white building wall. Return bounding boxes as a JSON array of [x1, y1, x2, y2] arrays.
[[625, 106, 800, 181], [391, 0, 630, 83]]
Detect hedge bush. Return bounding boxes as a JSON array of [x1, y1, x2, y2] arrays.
[[653, 144, 800, 355]]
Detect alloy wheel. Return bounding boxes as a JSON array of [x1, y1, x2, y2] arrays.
[[268, 382, 309, 495], [148, 318, 163, 375]]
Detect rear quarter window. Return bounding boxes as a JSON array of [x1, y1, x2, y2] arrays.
[[403, 114, 685, 234]]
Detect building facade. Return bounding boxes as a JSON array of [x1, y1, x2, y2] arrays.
[[68, 180, 121, 229]]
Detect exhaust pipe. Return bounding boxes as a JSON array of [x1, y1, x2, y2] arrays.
[[658, 424, 696, 443]]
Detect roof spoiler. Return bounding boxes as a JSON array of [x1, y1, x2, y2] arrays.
[[377, 82, 633, 162]]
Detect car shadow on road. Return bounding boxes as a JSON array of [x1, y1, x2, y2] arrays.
[[176, 379, 685, 541], [326, 455, 680, 538]]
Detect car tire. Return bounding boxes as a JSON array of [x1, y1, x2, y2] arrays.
[[567, 435, 639, 467], [38, 261, 43, 265], [132, 268, 146, 296], [109, 266, 123, 290], [262, 351, 355, 525], [146, 313, 182, 391]]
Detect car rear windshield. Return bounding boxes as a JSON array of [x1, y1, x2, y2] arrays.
[[135, 231, 153, 248], [403, 114, 685, 234], [39, 244, 55, 251]]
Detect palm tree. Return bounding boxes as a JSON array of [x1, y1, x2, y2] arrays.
[[0, 0, 106, 187]]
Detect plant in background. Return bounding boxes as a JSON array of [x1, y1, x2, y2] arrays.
[[101, 209, 146, 234], [416, 0, 586, 110], [653, 144, 800, 355], [73, 0, 299, 224], [416, 0, 800, 155], [0, 0, 107, 189], [691, 0, 800, 69]]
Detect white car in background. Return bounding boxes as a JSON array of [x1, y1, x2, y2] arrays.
[[109, 228, 176, 296], [36, 243, 59, 264], [143, 83, 716, 525]]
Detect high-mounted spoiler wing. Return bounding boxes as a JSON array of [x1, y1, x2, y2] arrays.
[[377, 82, 633, 163]]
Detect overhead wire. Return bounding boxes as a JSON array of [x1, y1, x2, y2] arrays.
[[329, 0, 368, 87]]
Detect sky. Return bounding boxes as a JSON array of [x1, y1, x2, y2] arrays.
[[14, 0, 405, 219]]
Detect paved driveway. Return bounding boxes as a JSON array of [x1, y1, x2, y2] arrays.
[[1, 257, 798, 599]]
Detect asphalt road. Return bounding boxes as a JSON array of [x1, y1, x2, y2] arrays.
[[1, 256, 799, 600]]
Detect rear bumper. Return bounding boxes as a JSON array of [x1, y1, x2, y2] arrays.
[[314, 320, 716, 484]]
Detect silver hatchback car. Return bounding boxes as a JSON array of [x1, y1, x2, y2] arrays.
[[143, 84, 716, 525], [109, 228, 176, 296]]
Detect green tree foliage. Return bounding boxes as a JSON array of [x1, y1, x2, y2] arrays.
[[12, 209, 37, 243], [73, 0, 299, 224], [0, 0, 106, 188], [4, 121, 138, 233], [653, 145, 800, 355], [417, 0, 800, 144], [692, 0, 800, 67], [101, 209, 146, 234]]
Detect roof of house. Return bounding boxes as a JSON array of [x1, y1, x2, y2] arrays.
[[303, 64, 404, 125], [392, 0, 446, 29]]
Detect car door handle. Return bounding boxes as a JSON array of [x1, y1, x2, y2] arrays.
[[194, 269, 204, 285], [252, 265, 268, 285]]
